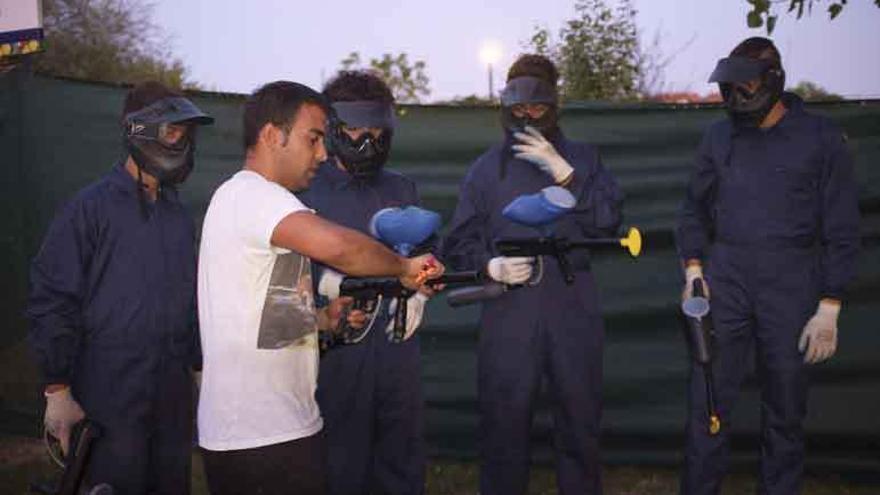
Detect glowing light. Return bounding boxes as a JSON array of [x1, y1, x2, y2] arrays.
[[479, 40, 502, 66]]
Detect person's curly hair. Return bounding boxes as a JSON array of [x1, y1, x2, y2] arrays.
[[323, 70, 394, 104], [507, 54, 559, 86]]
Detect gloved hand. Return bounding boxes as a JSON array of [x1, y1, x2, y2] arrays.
[[487, 256, 535, 285], [386, 292, 429, 341], [798, 300, 840, 364], [44, 386, 86, 455], [681, 263, 709, 301], [511, 126, 574, 184], [317, 268, 344, 300]]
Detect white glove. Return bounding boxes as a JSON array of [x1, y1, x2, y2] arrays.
[[511, 126, 574, 184], [317, 268, 344, 300], [798, 300, 840, 364], [44, 387, 86, 455], [487, 256, 535, 285], [386, 292, 429, 341], [682, 264, 709, 301]]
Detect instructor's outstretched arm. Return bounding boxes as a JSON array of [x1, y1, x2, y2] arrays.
[[271, 211, 442, 289]]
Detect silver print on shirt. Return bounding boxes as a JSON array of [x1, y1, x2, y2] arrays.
[[257, 252, 317, 349]]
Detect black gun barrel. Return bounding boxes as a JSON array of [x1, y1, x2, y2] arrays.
[[446, 282, 506, 307], [431, 271, 482, 286]]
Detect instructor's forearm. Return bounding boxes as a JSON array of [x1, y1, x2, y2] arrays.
[[271, 212, 407, 278], [325, 231, 407, 277]]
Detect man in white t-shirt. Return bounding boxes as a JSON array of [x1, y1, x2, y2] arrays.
[[197, 81, 443, 495]]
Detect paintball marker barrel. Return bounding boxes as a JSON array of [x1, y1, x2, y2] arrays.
[[681, 277, 720, 435]]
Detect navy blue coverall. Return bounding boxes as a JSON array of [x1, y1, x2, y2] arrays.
[[28, 162, 201, 494], [300, 162, 426, 495], [441, 132, 623, 495], [675, 94, 860, 495]]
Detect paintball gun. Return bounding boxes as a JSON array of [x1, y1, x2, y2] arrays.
[[682, 278, 721, 435], [319, 206, 483, 350], [447, 186, 642, 307], [31, 419, 113, 495]]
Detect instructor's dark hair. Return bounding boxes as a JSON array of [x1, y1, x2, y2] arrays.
[[323, 70, 394, 104], [507, 54, 559, 86], [243, 80, 328, 150], [730, 37, 782, 68], [122, 81, 181, 120]]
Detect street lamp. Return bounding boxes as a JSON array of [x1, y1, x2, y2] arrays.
[[479, 40, 502, 101]]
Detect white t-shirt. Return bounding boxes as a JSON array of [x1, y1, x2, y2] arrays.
[[197, 170, 322, 451]]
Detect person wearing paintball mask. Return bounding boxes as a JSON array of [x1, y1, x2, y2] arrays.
[[27, 81, 214, 493], [676, 37, 860, 495], [298, 70, 430, 495], [441, 54, 624, 495]]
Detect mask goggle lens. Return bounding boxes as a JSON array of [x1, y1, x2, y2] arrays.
[[157, 122, 193, 147], [511, 103, 550, 119]]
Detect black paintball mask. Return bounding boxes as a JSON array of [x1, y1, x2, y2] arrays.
[[500, 76, 559, 138], [709, 56, 785, 128], [123, 96, 214, 185], [325, 101, 396, 181]]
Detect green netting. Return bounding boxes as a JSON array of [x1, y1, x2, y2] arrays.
[[2, 71, 878, 468]]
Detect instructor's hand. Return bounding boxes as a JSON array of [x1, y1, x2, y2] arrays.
[[487, 256, 535, 285], [324, 296, 367, 331], [400, 254, 445, 291], [44, 386, 85, 455], [798, 299, 840, 364], [511, 126, 574, 184]]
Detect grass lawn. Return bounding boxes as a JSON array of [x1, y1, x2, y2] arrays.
[[1, 435, 875, 494]]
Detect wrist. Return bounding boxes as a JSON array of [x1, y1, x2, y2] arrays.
[[817, 299, 841, 317], [685, 264, 703, 281], [316, 307, 331, 331], [551, 160, 574, 184], [556, 169, 575, 187], [44, 384, 69, 396]]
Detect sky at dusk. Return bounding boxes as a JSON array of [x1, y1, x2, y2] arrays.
[[152, 0, 880, 100]]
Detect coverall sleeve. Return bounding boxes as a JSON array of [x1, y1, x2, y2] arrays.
[[818, 127, 861, 299], [27, 198, 96, 386], [676, 131, 717, 263], [440, 168, 493, 272], [569, 148, 624, 238]]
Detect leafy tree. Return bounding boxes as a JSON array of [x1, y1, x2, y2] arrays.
[[340, 52, 431, 104], [746, 0, 880, 34], [525, 0, 654, 101], [35, 0, 197, 89], [790, 80, 843, 101]]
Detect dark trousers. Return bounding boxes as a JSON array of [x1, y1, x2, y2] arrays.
[[83, 360, 193, 495], [681, 245, 816, 495], [478, 282, 605, 495], [202, 432, 327, 495], [317, 322, 425, 495]]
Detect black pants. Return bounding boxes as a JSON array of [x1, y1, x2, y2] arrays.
[[83, 360, 194, 495], [202, 432, 327, 495]]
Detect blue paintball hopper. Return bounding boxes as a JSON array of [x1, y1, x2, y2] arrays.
[[502, 186, 576, 228], [369, 206, 442, 256]]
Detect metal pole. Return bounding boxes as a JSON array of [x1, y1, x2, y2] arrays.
[[488, 63, 494, 101]]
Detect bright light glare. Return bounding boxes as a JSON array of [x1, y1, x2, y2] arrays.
[[479, 40, 502, 65]]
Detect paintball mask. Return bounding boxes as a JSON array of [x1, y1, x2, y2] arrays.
[[123, 96, 214, 185], [500, 76, 559, 136], [325, 101, 396, 180], [709, 56, 785, 128]]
